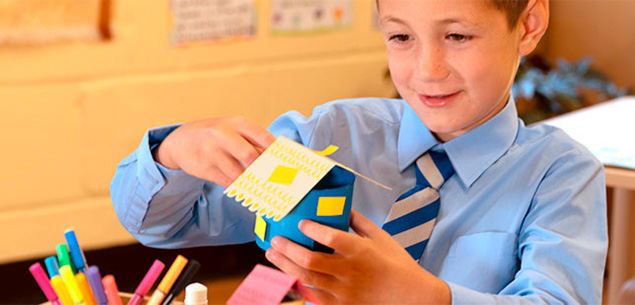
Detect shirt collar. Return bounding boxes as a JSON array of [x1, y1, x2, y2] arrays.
[[397, 101, 439, 172], [397, 95, 519, 188]]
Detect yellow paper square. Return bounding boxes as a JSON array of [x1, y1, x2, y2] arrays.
[[316, 197, 346, 216], [255, 216, 267, 241], [316, 145, 339, 156], [267, 165, 299, 185]]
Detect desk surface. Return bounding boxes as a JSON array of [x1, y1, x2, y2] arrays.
[[542, 97, 635, 170]]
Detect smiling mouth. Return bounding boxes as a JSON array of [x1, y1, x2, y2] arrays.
[[418, 91, 460, 108]]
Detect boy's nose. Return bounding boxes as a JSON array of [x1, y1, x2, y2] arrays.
[[416, 46, 450, 81]]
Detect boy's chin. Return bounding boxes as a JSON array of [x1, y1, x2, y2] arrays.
[[430, 128, 461, 142], [427, 123, 466, 142]]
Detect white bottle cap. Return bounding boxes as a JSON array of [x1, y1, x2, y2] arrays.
[[184, 282, 208, 305]]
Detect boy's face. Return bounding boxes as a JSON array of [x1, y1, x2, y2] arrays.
[[379, 0, 525, 142]]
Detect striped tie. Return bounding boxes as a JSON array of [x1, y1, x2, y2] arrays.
[[382, 151, 454, 261]]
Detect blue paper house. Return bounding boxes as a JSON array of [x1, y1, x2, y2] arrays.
[[255, 166, 354, 253], [224, 136, 387, 253]]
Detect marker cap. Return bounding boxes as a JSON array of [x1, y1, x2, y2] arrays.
[[76, 272, 98, 305], [135, 259, 165, 296], [44, 256, 60, 278], [59, 265, 84, 304], [102, 274, 123, 305], [57, 244, 76, 274], [86, 266, 108, 305], [29, 263, 58, 302], [161, 260, 201, 305], [157, 255, 188, 292], [65, 229, 87, 271], [50, 275, 74, 305]]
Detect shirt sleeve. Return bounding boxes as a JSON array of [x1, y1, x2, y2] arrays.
[[447, 149, 608, 304], [110, 108, 325, 248]]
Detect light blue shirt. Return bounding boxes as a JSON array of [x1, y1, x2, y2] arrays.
[[111, 97, 607, 304]]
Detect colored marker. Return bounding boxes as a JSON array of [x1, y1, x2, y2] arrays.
[[57, 244, 77, 274], [65, 229, 88, 273], [102, 274, 122, 305], [76, 272, 98, 305], [60, 265, 85, 304], [161, 260, 201, 305], [51, 275, 74, 305], [86, 266, 108, 305], [147, 255, 189, 305], [45, 256, 61, 278], [29, 263, 61, 305], [128, 260, 166, 305]]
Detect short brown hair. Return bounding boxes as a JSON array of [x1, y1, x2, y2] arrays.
[[376, 0, 530, 30], [489, 0, 529, 29]]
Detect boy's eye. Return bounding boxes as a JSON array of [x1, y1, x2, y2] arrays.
[[446, 33, 472, 42], [388, 34, 412, 43]]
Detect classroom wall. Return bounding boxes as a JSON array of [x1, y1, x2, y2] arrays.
[[0, 0, 393, 264], [543, 0, 635, 90]]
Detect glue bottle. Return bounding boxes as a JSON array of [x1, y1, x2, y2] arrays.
[[184, 282, 208, 305]]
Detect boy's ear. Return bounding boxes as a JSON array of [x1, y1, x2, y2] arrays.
[[518, 0, 549, 56]]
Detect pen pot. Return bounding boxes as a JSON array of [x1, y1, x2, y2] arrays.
[[41, 292, 185, 305], [255, 166, 355, 253]]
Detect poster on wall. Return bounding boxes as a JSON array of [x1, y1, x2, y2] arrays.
[[170, 0, 257, 46], [0, 0, 108, 45], [271, 0, 353, 34]]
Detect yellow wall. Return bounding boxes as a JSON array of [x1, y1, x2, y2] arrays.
[[0, 0, 393, 263]]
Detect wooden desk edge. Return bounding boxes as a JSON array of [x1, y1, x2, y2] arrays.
[[605, 166, 635, 191]]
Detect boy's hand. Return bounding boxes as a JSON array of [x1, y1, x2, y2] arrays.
[[265, 210, 451, 304], [153, 116, 275, 187]]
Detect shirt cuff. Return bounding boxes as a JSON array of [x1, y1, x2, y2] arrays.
[[448, 282, 496, 304], [134, 123, 202, 202]]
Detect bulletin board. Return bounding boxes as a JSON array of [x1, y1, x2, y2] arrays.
[[0, 0, 110, 45], [169, 0, 257, 46], [271, 0, 353, 34]]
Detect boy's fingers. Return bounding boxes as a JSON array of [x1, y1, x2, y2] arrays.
[[215, 130, 262, 167], [298, 220, 361, 255], [234, 117, 276, 150], [349, 209, 388, 240], [270, 236, 341, 274], [196, 165, 233, 187], [194, 143, 242, 186], [265, 248, 336, 291], [204, 148, 244, 183]]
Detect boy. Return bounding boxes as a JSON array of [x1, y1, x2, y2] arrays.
[[111, 0, 607, 303]]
